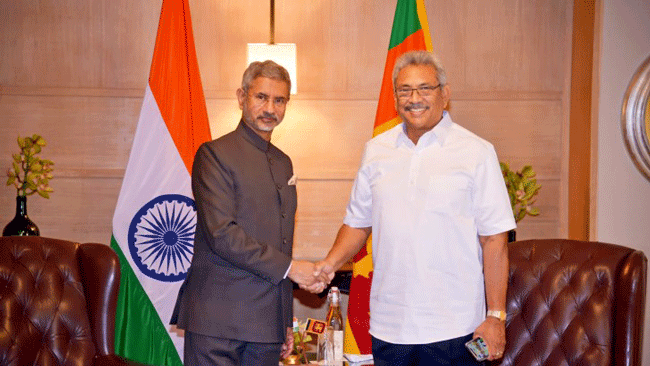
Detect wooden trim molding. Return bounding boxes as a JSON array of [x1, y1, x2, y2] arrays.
[[568, 0, 596, 240]]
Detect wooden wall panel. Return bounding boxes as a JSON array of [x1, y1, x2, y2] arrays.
[[0, 0, 160, 89], [0, 0, 572, 259], [0, 94, 139, 241], [424, 1, 571, 93], [451, 100, 563, 176], [293, 180, 353, 261], [277, 1, 395, 98], [1, 0, 572, 95], [0, 95, 139, 171], [461, 1, 569, 91], [18, 176, 121, 243]]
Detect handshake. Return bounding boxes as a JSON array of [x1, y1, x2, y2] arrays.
[[288, 260, 336, 294]]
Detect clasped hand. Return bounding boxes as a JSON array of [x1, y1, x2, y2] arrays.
[[288, 260, 335, 293]]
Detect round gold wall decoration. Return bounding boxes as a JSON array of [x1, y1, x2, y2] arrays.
[[622, 54, 650, 181]]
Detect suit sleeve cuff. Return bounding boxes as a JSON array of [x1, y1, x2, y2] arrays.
[[283, 260, 293, 279]]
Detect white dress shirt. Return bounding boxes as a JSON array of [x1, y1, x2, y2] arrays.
[[344, 112, 516, 344]]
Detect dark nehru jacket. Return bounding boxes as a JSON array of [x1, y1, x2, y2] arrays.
[[172, 120, 297, 343]]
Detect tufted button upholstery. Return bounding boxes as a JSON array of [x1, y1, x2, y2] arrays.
[[492, 239, 647, 366], [0, 236, 149, 366]]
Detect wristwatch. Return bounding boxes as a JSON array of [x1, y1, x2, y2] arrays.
[[487, 310, 507, 321]]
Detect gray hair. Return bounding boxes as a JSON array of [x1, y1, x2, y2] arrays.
[[392, 50, 447, 89], [241, 60, 291, 93]]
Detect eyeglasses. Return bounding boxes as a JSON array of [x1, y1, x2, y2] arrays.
[[395, 84, 442, 99], [249, 92, 289, 107]]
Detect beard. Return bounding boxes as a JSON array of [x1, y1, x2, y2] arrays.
[[252, 112, 279, 132], [242, 110, 281, 133]]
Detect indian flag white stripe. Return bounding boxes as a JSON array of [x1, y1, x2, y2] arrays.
[[112, 84, 190, 358]]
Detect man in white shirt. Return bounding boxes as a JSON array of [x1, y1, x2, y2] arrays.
[[314, 51, 516, 365]]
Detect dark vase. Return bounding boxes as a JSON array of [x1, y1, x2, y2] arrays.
[[3, 196, 40, 236], [507, 229, 516, 243]]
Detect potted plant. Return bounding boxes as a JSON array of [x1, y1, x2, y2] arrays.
[[4, 134, 54, 236], [500, 162, 541, 242]]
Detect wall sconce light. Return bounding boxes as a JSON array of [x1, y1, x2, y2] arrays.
[[247, 0, 297, 94]]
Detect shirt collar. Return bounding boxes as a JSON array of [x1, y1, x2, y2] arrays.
[[237, 119, 270, 152], [396, 111, 452, 148]]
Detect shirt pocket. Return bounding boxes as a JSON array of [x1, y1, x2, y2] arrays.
[[425, 175, 471, 214]]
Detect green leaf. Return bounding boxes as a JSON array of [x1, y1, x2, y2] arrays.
[[521, 167, 536, 179], [526, 184, 541, 196], [499, 162, 509, 173], [516, 182, 525, 191], [6, 176, 15, 186], [515, 209, 526, 223], [26, 180, 37, 190], [17, 136, 25, 148]]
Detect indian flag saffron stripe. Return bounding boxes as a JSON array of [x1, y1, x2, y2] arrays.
[[344, 0, 433, 356], [110, 0, 211, 364]]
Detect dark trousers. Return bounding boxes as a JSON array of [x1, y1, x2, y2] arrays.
[[371, 333, 484, 366], [184, 331, 283, 366]]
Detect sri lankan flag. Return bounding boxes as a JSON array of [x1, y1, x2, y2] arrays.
[[343, 0, 433, 355]]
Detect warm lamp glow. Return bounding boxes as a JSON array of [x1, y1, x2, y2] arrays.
[[247, 43, 297, 94]]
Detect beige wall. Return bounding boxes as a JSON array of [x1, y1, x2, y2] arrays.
[[0, 0, 571, 258], [594, 0, 650, 362]]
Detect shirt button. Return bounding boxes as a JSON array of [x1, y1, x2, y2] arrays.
[[268, 157, 274, 165]]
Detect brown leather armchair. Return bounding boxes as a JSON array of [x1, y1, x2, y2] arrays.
[[494, 239, 647, 366], [0, 236, 149, 365]]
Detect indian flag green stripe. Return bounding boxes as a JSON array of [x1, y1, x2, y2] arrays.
[[111, 236, 183, 366], [388, 0, 423, 49]]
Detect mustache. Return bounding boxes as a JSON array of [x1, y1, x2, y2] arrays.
[[257, 112, 278, 122], [404, 103, 428, 112]]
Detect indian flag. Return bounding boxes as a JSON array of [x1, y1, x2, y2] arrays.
[[110, 0, 211, 364], [343, 0, 433, 355]]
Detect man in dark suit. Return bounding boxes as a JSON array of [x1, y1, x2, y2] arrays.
[[171, 60, 330, 366]]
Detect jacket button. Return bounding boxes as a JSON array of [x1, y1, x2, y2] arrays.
[[281, 212, 287, 218], [283, 238, 288, 244], [276, 184, 282, 190]]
